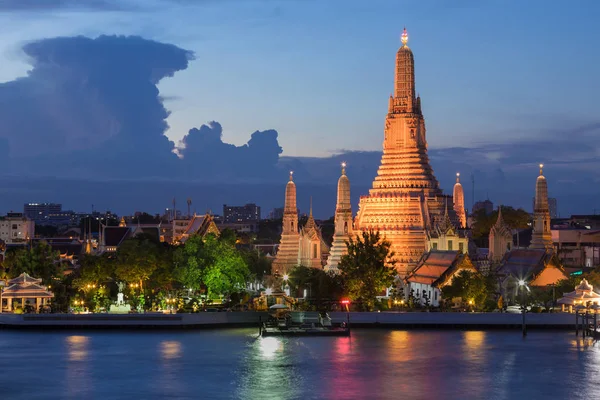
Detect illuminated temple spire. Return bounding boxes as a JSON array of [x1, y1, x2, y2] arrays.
[[325, 162, 353, 274], [453, 172, 467, 228], [355, 28, 447, 276], [530, 163, 553, 250], [272, 171, 300, 274]]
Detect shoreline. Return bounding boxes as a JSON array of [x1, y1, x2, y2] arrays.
[[0, 311, 579, 331]]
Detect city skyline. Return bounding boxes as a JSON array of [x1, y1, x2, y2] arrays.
[[0, 1, 598, 216]]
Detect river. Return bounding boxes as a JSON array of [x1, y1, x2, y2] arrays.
[[0, 329, 597, 399]]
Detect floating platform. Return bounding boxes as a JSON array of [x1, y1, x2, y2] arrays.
[[261, 325, 350, 337]]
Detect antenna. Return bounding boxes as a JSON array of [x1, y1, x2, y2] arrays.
[[187, 198, 192, 219]]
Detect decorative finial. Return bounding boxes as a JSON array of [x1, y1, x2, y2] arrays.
[[289, 170, 294, 181], [341, 162, 346, 175], [401, 27, 408, 47], [309, 196, 313, 217], [456, 172, 460, 183], [539, 163, 544, 176]]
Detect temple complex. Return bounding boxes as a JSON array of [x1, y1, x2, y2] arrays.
[[298, 199, 330, 269], [489, 206, 513, 264], [324, 163, 353, 273], [272, 172, 301, 274], [530, 164, 553, 250], [453, 173, 467, 228], [354, 28, 452, 276]]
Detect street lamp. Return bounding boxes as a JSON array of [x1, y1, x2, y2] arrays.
[[518, 279, 530, 337]]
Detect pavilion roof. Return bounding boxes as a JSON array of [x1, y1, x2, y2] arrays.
[[2, 283, 54, 298], [406, 251, 460, 286], [8, 272, 41, 285]]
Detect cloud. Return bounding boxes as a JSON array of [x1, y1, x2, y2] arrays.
[[0, 35, 193, 178], [178, 121, 283, 183]]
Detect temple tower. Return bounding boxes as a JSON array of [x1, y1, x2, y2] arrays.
[[530, 164, 553, 250], [489, 206, 513, 263], [298, 198, 329, 269], [272, 171, 300, 274], [325, 162, 353, 273], [354, 28, 449, 277], [453, 173, 467, 228]]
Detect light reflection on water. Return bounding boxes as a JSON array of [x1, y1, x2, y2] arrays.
[[0, 329, 598, 399]]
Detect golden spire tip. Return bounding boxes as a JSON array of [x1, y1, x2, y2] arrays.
[[341, 161, 346, 174], [401, 27, 408, 47], [539, 164, 544, 176], [289, 170, 294, 181]]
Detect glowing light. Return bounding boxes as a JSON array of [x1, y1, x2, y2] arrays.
[[518, 280, 525, 286], [258, 337, 282, 361], [265, 288, 272, 296], [341, 299, 350, 305], [341, 162, 346, 168], [456, 172, 460, 177], [401, 27, 408, 46], [283, 274, 289, 281]]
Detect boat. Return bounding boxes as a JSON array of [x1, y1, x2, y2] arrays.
[[260, 306, 350, 337]]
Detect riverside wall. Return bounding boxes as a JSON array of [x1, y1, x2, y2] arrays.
[[0, 311, 578, 330]]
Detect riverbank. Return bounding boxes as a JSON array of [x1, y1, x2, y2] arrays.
[[0, 311, 578, 330]]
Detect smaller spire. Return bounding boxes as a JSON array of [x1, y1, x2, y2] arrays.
[[289, 170, 294, 181], [539, 163, 544, 176], [341, 162, 346, 175], [456, 172, 460, 183], [309, 196, 313, 217], [401, 27, 408, 47]]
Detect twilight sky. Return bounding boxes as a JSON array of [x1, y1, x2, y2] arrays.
[[0, 0, 598, 218]]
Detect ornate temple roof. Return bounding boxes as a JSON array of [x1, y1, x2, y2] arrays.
[[3, 273, 54, 299], [496, 249, 565, 283], [490, 206, 512, 238], [557, 279, 600, 305], [405, 251, 475, 287]]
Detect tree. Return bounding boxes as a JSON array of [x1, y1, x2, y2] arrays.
[[115, 236, 162, 291], [289, 265, 343, 309], [471, 206, 530, 245], [3, 241, 61, 285], [173, 234, 207, 291], [73, 254, 115, 290], [338, 230, 396, 311], [441, 269, 488, 309], [240, 249, 272, 281], [201, 234, 249, 299]]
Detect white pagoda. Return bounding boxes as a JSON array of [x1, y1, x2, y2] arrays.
[[557, 279, 600, 312]]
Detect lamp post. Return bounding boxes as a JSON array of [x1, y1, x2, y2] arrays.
[[518, 279, 530, 337], [0, 279, 5, 314], [283, 274, 290, 297]]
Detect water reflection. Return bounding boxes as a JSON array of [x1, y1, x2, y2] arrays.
[[160, 340, 181, 360], [461, 331, 486, 399], [236, 336, 300, 400], [66, 335, 89, 362], [258, 336, 283, 361], [65, 335, 90, 398]]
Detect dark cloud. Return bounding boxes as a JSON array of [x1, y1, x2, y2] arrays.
[[179, 121, 283, 183], [0, 35, 193, 178]]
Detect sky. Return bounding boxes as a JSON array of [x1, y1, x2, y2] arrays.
[[0, 0, 598, 218]]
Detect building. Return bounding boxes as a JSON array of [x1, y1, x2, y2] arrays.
[[1, 273, 54, 312], [164, 214, 219, 245], [325, 162, 354, 273], [0, 213, 35, 244], [552, 228, 600, 268], [268, 208, 284, 220], [100, 223, 162, 253], [426, 205, 469, 254], [472, 200, 494, 216], [496, 249, 568, 301], [353, 29, 454, 277], [453, 173, 467, 228], [557, 279, 600, 312], [405, 250, 477, 307], [272, 172, 301, 274], [489, 206, 513, 264], [223, 203, 261, 223], [23, 203, 62, 223], [298, 202, 330, 269], [530, 164, 553, 250]]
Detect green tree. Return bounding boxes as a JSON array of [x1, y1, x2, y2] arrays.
[[3, 241, 62, 285], [441, 269, 488, 309], [73, 254, 115, 290], [338, 230, 396, 311], [471, 206, 530, 245], [240, 249, 272, 281], [289, 265, 343, 309], [115, 236, 162, 291], [201, 235, 249, 299], [173, 234, 207, 290]]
